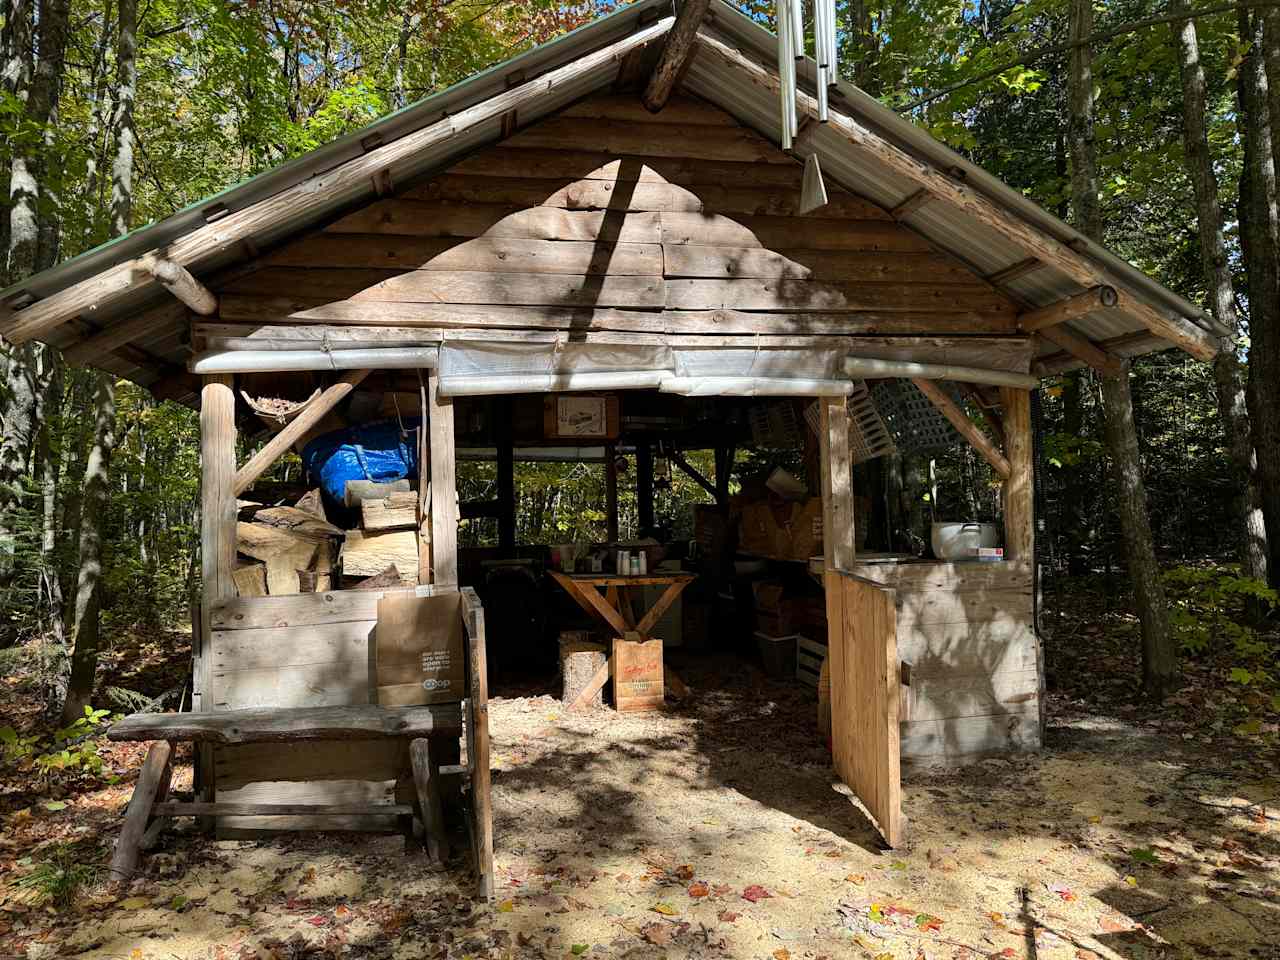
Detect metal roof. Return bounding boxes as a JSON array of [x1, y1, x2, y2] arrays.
[[0, 0, 1224, 406]]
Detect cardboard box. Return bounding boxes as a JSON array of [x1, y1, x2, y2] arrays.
[[375, 592, 466, 706], [738, 498, 824, 561]]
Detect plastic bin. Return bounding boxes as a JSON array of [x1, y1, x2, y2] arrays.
[[755, 630, 799, 680]]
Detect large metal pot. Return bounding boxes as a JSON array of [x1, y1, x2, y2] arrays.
[[930, 521, 999, 560]]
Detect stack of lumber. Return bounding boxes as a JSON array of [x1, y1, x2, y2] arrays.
[[234, 491, 344, 597], [341, 482, 422, 586]]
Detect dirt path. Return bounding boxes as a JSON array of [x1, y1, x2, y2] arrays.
[[3, 658, 1277, 959]]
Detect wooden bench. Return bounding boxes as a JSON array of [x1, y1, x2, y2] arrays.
[[108, 591, 495, 900]]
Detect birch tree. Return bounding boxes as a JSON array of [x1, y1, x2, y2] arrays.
[[1068, 0, 1176, 698], [1169, 0, 1268, 595]]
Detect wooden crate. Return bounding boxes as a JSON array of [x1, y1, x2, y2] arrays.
[[611, 637, 664, 712], [797, 636, 826, 688]]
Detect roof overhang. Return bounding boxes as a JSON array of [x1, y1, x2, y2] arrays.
[[0, 0, 1224, 406]]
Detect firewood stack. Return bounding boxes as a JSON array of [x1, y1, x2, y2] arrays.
[[234, 490, 344, 597], [340, 480, 423, 587]]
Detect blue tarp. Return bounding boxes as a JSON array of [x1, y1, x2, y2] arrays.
[[302, 417, 422, 506]]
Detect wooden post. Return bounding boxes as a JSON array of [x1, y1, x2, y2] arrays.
[[427, 371, 458, 588], [496, 397, 515, 551], [198, 375, 236, 811], [417, 374, 432, 585], [636, 442, 654, 533], [409, 738, 449, 865], [1000, 387, 1034, 563], [714, 445, 734, 515], [819, 396, 855, 571], [109, 740, 173, 880], [641, 0, 711, 112], [605, 442, 619, 542]]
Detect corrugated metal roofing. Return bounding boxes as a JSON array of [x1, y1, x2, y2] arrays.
[[0, 0, 1225, 406]]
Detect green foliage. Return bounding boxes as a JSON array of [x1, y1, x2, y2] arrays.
[[0, 706, 117, 782], [12, 845, 100, 907]]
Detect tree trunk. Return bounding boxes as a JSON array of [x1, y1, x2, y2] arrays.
[[1068, 0, 1177, 698], [1171, 0, 1268, 592], [1250, 8, 1280, 588], [63, 0, 134, 719]]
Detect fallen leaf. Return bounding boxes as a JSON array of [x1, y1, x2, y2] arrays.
[[916, 913, 943, 932], [1123, 875, 1138, 887], [874, 954, 894, 960], [1098, 914, 1130, 934], [334, 904, 351, 918], [675, 864, 695, 881], [497, 899, 515, 913], [742, 885, 772, 903], [773, 950, 791, 960], [571, 945, 588, 955], [890, 860, 908, 871], [119, 898, 148, 910], [43, 801, 66, 812], [718, 910, 740, 923], [130, 950, 143, 960], [688, 881, 709, 898], [306, 915, 328, 927], [641, 922, 670, 946], [846, 874, 865, 885], [653, 902, 680, 916], [1129, 848, 1158, 865]]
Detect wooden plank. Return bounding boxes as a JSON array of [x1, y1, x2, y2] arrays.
[[503, 117, 791, 164], [232, 562, 268, 598], [352, 270, 665, 309], [361, 490, 419, 531], [820, 397, 855, 571], [910, 379, 1011, 479], [635, 579, 691, 635], [215, 779, 397, 834], [234, 370, 371, 497], [899, 710, 1041, 760], [1017, 285, 1117, 331], [63, 301, 186, 365], [985, 258, 1042, 286], [691, 31, 1221, 362], [154, 801, 414, 817], [462, 587, 494, 900], [894, 621, 1040, 678], [563, 93, 736, 125], [905, 669, 1040, 723], [450, 148, 804, 187], [326, 202, 664, 243], [211, 620, 373, 671], [827, 571, 902, 847], [265, 234, 664, 276], [0, 15, 677, 345], [661, 246, 979, 284], [894, 588, 1033, 628], [108, 704, 464, 744], [427, 371, 458, 588], [212, 301, 1017, 336], [1037, 324, 1125, 377], [665, 279, 1015, 315], [1001, 388, 1034, 563], [210, 661, 371, 710], [660, 211, 933, 251], [848, 560, 1033, 592], [413, 173, 888, 221], [212, 590, 379, 629], [642, 0, 711, 111], [214, 741, 408, 789]]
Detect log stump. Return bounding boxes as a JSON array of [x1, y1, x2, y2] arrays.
[[559, 631, 607, 711]]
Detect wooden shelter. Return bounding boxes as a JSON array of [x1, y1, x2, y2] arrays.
[[1, 0, 1225, 852]]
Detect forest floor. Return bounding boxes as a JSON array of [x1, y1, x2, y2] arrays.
[[0, 574, 1277, 960]]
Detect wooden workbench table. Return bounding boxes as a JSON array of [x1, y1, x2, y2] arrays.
[[548, 571, 695, 710]]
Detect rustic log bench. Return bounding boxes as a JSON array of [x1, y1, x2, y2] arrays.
[[106, 703, 486, 891]]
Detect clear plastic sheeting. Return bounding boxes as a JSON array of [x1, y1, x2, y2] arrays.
[[436, 341, 853, 397], [436, 340, 674, 396]]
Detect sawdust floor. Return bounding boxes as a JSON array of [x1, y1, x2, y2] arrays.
[[24, 656, 1280, 960]]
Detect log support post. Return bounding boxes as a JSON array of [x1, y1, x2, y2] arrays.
[[642, 0, 710, 112], [198, 376, 236, 815], [819, 397, 855, 573], [1000, 387, 1034, 563], [409, 737, 449, 865], [636, 441, 654, 534], [496, 397, 515, 551], [427, 371, 458, 588]]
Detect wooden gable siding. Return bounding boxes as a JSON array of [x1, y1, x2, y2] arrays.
[[213, 93, 1018, 335]]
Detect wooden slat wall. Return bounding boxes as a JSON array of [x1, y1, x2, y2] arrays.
[[213, 93, 1018, 337], [207, 587, 448, 833], [849, 561, 1041, 763]]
